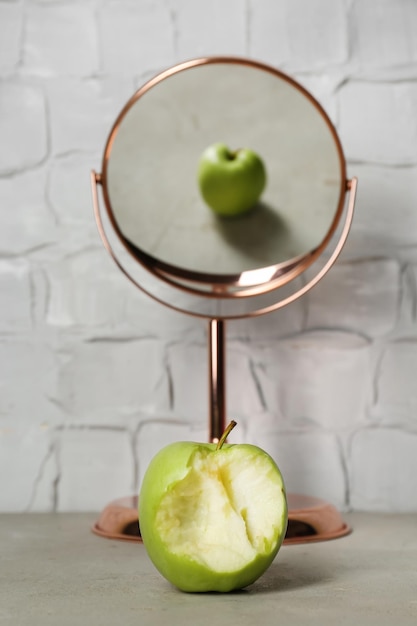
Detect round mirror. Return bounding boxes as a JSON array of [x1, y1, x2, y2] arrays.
[[101, 57, 346, 297]]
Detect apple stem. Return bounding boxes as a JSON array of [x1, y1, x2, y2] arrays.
[[216, 420, 237, 450]]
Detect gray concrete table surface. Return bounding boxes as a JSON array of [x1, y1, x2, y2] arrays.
[[0, 513, 416, 626]]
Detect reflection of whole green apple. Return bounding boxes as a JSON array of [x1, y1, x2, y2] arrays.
[[139, 421, 288, 593], [197, 143, 267, 217]]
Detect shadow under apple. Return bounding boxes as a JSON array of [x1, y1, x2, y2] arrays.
[[190, 558, 332, 597], [245, 558, 332, 594]]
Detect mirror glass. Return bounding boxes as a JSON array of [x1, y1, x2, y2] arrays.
[[102, 59, 346, 285]]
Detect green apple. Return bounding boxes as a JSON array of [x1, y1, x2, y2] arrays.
[[197, 143, 267, 217], [139, 421, 288, 593]]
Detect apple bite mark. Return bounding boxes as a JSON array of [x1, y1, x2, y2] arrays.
[[154, 444, 285, 573]]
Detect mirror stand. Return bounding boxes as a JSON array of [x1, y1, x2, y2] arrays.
[[208, 318, 226, 443], [92, 173, 357, 444], [91, 173, 357, 545]]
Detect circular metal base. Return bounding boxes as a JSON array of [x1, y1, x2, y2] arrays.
[[92, 493, 351, 545]]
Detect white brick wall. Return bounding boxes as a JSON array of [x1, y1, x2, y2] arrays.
[[1, 0, 417, 513], [98, 2, 175, 75], [0, 3, 22, 76], [0, 81, 47, 174], [22, 3, 99, 77]]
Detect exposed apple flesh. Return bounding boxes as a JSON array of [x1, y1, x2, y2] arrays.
[[156, 446, 284, 571]]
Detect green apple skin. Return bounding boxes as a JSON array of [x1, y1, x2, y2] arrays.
[[197, 143, 267, 217], [139, 440, 287, 593]]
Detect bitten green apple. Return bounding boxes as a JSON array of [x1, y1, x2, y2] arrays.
[[139, 421, 288, 593], [197, 143, 267, 217]]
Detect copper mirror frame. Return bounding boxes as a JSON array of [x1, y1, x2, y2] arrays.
[[92, 57, 356, 312]]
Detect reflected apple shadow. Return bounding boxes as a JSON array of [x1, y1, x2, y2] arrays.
[[212, 201, 292, 266]]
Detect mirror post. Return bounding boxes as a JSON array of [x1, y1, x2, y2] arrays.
[[208, 318, 226, 443]]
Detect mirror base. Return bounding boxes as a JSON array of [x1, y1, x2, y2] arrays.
[[91, 493, 351, 546]]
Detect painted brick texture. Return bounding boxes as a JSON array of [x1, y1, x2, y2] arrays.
[[1, 0, 417, 514]]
